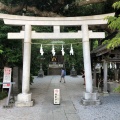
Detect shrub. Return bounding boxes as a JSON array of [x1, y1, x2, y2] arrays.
[[114, 86, 120, 93], [0, 91, 8, 100]]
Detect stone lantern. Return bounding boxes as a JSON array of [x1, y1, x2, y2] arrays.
[[38, 57, 44, 77], [70, 63, 77, 76]]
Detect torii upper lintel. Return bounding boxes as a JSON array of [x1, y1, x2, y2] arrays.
[[0, 13, 114, 26]]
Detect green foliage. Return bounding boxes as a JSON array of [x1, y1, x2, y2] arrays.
[[105, 1, 120, 49], [0, 91, 8, 100], [106, 16, 120, 30], [5, 47, 22, 65], [102, 32, 120, 49], [61, 42, 83, 74], [31, 26, 83, 75], [114, 86, 120, 93], [1, 0, 111, 75], [102, 39, 109, 45], [33, 26, 53, 32], [106, 33, 120, 49], [0, 45, 3, 54], [0, 20, 22, 68], [1, 0, 24, 6], [0, 0, 115, 16], [112, 1, 120, 9], [30, 39, 83, 75], [0, 50, 3, 53], [78, 3, 105, 16], [106, 39, 118, 49], [93, 40, 98, 49]]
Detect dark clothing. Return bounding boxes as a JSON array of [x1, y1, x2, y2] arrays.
[[61, 69, 66, 77], [60, 68, 66, 83], [81, 70, 85, 85]]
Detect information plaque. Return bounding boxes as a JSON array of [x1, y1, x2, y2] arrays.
[[3, 67, 12, 88], [54, 89, 60, 105]]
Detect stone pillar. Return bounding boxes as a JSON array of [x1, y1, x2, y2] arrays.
[[114, 69, 119, 81], [13, 67, 19, 94], [53, 26, 60, 33], [82, 24, 93, 93], [38, 63, 44, 77], [18, 68, 22, 92], [15, 24, 33, 107], [93, 68, 97, 88], [103, 60, 109, 95], [81, 24, 101, 105], [70, 64, 77, 76]]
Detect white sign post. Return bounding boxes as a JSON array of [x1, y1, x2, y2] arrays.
[[3, 67, 12, 88], [54, 89, 60, 105]]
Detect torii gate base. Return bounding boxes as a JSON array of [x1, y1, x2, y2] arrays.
[[81, 92, 101, 105], [1, 13, 114, 107], [15, 93, 33, 107]]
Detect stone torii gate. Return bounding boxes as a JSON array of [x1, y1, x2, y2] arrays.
[[0, 13, 114, 107]]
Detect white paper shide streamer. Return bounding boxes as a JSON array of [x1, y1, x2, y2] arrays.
[[110, 62, 112, 69], [39, 43, 75, 56], [52, 45, 56, 56], [40, 44, 44, 55], [70, 44, 74, 55], [61, 45, 65, 56], [114, 63, 117, 69]]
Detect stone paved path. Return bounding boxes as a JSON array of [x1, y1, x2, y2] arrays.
[[0, 75, 120, 120]]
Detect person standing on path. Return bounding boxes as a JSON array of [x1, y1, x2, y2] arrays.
[[60, 68, 66, 83], [81, 70, 85, 85]]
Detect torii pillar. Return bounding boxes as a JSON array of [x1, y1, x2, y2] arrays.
[[15, 24, 33, 107], [81, 24, 101, 105]]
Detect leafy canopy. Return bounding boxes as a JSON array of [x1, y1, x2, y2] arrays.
[[105, 1, 120, 49]]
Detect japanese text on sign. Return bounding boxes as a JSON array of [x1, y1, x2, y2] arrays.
[[3, 67, 12, 88], [54, 89, 60, 105]]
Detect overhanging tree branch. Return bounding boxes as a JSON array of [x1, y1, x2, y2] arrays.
[[0, 0, 116, 16], [75, 0, 110, 6], [27, 6, 61, 17], [0, 2, 24, 14], [0, 2, 61, 16]]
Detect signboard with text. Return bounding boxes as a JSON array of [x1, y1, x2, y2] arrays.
[[54, 89, 60, 105], [3, 67, 12, 88]]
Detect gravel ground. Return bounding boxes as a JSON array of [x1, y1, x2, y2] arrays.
[[0, 75, 120, 120]]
